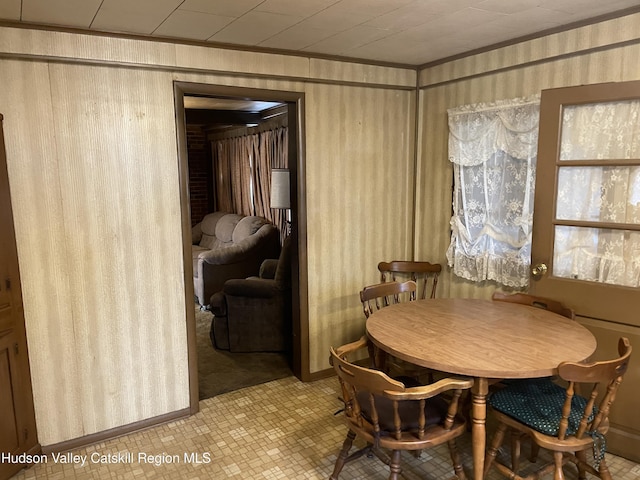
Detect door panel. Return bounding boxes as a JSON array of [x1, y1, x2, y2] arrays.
[[531, 81, 640, 461], [578, 317, 640, 462], [0, 114, 39, 479], [0, 337, 20, 453]]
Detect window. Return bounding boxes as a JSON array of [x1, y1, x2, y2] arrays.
[[446, 96, 540, 288]]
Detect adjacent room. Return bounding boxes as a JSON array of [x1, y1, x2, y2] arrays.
[[1, 1, 640, 479], [183, 94, 294, 399]]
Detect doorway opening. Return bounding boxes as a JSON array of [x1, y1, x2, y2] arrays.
[[173, 82, 308, 410]]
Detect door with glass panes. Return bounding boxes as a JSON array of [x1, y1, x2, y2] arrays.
[[531, 80, 640, 462]]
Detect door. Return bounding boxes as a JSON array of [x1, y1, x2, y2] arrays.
[[0, 114, 40, 479], [531, 80, 640, 461]]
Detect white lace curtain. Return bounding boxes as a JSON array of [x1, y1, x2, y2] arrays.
[[446, 96, 540, 288], [554, 100, 640, 287]]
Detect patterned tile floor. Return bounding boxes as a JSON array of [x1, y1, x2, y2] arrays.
[[11, 376, 640, 479]]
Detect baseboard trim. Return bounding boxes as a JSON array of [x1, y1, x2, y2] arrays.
[[41, 407, 192, 454], [308, 367, 334, 381]]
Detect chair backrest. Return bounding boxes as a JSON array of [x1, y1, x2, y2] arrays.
[[556, 337, 632, 440], [378, 261, 442, 299], [491, 291, 575, 320], [330, 337, 472, 443], [359, 280, 417, 319]]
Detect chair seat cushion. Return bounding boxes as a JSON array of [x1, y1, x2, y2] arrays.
[[356, 391, 449, 433], [489, 378, 594, 437]]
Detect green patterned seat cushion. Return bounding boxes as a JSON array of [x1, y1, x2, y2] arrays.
[[500, 376, 552, 387], [489, 379, 594, 437]]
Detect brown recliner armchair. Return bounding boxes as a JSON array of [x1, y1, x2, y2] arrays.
[[209, 236, 292, 352]]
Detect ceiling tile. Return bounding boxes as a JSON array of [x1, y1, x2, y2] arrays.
[[390, 7, 505, 44], [494, 7, 573, 33], [254, 0, 340, 18], [210, 11, 303, 45], [22, 0, 102, 27], [324, 0, 416, 17], [178, 0, 263, 17], [295, 9, 371, 31], [259, 24, 341, 50], [364, 8, 437, 30], [91, 0, 182, 34], [476, 0, 542, 15], [363, 0, 483, 30], [153, 10, 234, 41], [0, 0, 20, 20], [304, 26, 392, 55], [346, 36, 435, 64], [0, 0, 18, 19]]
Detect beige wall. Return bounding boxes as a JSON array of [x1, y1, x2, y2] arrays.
[[0, 27, 417, 445]]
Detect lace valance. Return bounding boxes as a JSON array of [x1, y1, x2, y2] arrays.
[[448, 95, 540, 166]]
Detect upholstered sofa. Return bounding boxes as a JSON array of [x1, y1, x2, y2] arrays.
[[192, 212, 280, 306], [209, 236, 292, 352]]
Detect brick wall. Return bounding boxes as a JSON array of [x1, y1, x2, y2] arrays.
[[187, 125, 213, 226]]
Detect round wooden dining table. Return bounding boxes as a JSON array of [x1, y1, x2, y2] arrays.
[[366, 298, 597, 480]]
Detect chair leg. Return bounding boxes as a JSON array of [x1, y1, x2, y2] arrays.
[[484, 422, 507, 477], [447, 439, 466, 480], [329, 430, 356, 480], [388, 450, 402, 480], [367, 342, 377, 368], [598, 455, 613, 480], [553, 451, 566, 480], [575, 450, 587, 480], [511, 430, 521, 473], [529, 442, 540, 463]]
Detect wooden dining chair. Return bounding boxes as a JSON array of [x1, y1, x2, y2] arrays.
[[491, 291, 575, 320], [329, 336, 473, 480], [360, 280, 417, 319], [378, 261, 442, 300], [359, 281, 429, 381], [490, 291, 578, 459], [485, 337, 632, 480]]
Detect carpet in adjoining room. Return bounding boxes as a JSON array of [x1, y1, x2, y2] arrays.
[[195, 305, 292, 400]]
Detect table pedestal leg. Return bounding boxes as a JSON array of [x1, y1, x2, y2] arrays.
[[471, 377, 488, 480]]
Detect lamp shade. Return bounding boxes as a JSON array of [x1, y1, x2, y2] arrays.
[[270, 169, 290, 209]]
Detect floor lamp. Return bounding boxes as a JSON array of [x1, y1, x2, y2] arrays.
[[270, 168, 291, 236]]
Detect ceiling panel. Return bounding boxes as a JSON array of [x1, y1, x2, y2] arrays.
[[210, 10, 302, 45], [2, 0, 639, 66], [22, 0, 101, 27], [178, 0, 263, 18], [92, 0, 183, 35], [0, 0, 20, 20], [302, 25, 392, 56], [259, 23, 341, 50], [254, 0, 339, 18], [184, 97, 283, 111], [154, 10, 234, 40]]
